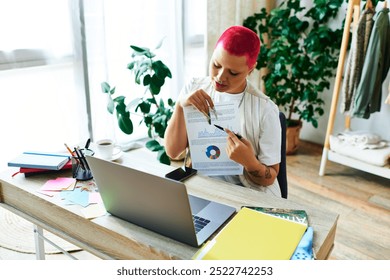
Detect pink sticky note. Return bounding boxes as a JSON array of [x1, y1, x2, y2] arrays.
[[41, 177, 76, 191]]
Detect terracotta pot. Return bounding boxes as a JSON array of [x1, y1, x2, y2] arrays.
[[286, 120, 302, 155]]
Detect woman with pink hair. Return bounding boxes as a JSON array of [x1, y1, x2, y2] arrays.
[[165, 26, 281, 196]]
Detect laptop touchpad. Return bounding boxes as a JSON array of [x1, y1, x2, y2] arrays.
[[188, 195, 210, 214]]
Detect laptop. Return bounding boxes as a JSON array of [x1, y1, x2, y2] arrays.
[[86, 155, 236, 247]]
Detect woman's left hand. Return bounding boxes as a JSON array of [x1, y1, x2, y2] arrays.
[[225, 128, 279, 186], [224, 129, 258, 168]]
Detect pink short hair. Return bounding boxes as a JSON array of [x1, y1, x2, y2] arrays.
[[216, 26, 260, 69]]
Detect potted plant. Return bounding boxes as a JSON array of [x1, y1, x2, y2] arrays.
[[101, 41, 174, 164], [243, 0, 344, 154]]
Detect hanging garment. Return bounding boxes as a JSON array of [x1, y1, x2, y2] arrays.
[[341, 8, 375, 114], [352, 7, 390, 119]]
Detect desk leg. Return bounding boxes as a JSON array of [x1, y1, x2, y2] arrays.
[[33, 225, 45, 260], [33, 224, 78, 260]]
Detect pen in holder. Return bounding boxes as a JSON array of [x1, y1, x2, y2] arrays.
[[72, 148, 93, 181]]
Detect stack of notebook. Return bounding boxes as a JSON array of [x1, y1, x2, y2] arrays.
[[8, 152, 71, 177]]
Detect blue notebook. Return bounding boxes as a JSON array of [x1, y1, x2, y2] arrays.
[[8, 152, 70, 170]]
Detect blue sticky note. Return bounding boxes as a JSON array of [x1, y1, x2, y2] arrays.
[[61, 188, 90, 207]]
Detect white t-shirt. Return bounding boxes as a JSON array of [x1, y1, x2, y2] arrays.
[[180, 77, 282, 197]]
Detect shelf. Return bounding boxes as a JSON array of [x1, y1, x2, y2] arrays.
[[328, 150, 390, 179], [319, 0, 390, 181]]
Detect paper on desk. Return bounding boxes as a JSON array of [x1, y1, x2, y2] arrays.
[[89, 192, 103, 204], [81, 203, 107, 219], [183, 101, 243, 175]]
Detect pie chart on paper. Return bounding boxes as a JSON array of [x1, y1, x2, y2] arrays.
[[205, 145, 221, 160]]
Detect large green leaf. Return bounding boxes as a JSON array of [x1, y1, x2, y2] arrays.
[[144, 115, 153, 125], [152, 74, 165, 87], [149, 82, 161, 95], [136, 101, 151, 114], [145, 139, 163, 151], [116, 111, 133, 135], [152, 60, 172, 79], [157, 149, 171, 165], [143, 74, 152, 86]]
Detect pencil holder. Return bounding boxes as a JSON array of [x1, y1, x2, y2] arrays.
[[72, 156, 93, 181]]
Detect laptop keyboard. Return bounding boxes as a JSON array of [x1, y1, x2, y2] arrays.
[[193, 215, 210, 233]]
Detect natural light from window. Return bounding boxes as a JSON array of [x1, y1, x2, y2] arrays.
[[0, 0, 206, 170]]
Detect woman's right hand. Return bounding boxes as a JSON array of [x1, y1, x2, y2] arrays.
[[179, 89, 215, 117]]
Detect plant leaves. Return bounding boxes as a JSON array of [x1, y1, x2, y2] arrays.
[[243, 0, 344, 128], [149, 82, 161, 95], [155, 36, 166, 49], [143, 74, 151, 86], [127, 61, 135, 70], [152, 60, 172, 79], [147, 97, 157, 105], [116, 111, 133, 134], [126, 97, 141, 111], [157, 149, 171, 165], [134, 64, 149, 85], [107, 96, 115, 114], [130, 45, 150, 54], [101, 39, 175, 165], [101, 82, 110, 93], [136, 101, 151, 114], [145, 139, 163, 151]]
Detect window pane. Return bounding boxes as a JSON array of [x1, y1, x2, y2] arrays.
[[0, 0, 73, 62], [0, 0, 89, 170], [85, 0, 186, 145]]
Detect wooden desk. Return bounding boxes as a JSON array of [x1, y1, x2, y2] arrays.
[[0, 148, 338, 260]]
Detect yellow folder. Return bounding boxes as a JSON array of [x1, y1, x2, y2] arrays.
[[194, 207, 307, 260]]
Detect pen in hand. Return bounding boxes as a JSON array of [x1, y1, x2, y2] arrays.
[[205, 106, 218, 124], [214, 124, 242, 139], [210, 107, 218, 120], [200, 111, 211, 125]]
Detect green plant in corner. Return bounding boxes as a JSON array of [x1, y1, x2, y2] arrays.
[[243, 0, 344, 128], [101, 41, 174, 165]]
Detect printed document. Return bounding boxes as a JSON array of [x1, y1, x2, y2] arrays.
[[183, 101, 243, 176]]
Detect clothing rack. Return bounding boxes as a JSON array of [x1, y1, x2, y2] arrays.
[[319, 0, 390, 179]]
